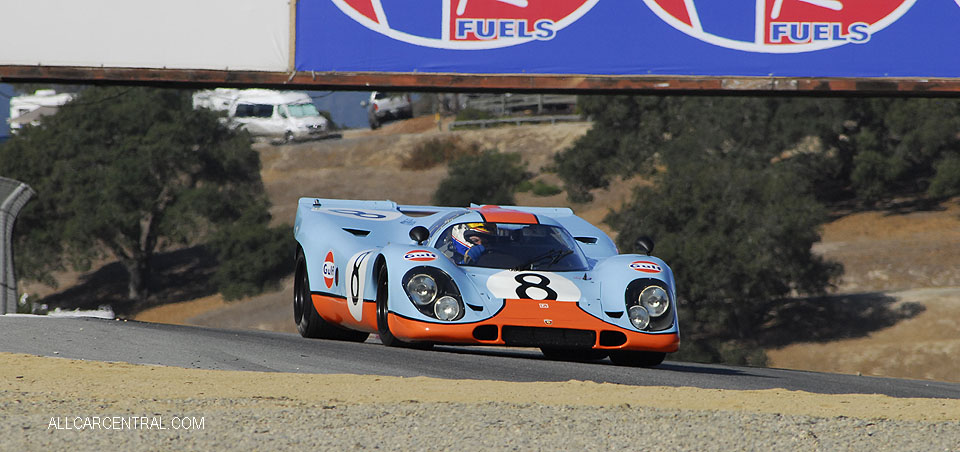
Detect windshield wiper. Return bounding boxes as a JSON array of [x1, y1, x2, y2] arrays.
[[511, 248, 573, 271]]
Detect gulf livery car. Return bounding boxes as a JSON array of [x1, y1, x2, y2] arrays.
[[293, 198, 679, 367]]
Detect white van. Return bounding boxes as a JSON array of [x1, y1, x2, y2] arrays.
[[8, 89, 77, 133], [193, 88, 331, 142]]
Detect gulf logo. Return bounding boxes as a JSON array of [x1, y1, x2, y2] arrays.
[[643, 0, 917, 53], [630, 261, 662, 274], [331, 0, 599, 50], [404, 250, 438, 262], [323, 251, 336, 289]]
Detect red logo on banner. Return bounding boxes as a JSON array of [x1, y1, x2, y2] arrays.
[[644, 0, 917, 53], [332, 0, 599, 50]]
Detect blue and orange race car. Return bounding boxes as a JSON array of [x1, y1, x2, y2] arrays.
[[293, 198, 679, 367]]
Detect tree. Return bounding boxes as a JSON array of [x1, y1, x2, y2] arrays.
[[0, 86, 275, 303], [557, 95, 960, 206], [608, 154, 841, 363], [433, 149, 531, 206]]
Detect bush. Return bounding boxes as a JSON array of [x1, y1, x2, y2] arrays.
[[518, 179, 563, 197], [928, 154, 960, 199], [208, 218, 293, 301], [402, 136, 481, 170], [433, 149, 531, 206]]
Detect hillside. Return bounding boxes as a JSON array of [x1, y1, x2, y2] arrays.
[[105, 115, 960, 382]]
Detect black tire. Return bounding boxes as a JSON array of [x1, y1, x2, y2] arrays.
[[294, 248, 325, 338], [294, 248, 369, 342], [608, 350, 666, 368], [283, 131, 295, 143], [375, 268, 403, 347], [540, 347, 608, 362], [369, 116, 380, 130], [375, 268, 432, 349]]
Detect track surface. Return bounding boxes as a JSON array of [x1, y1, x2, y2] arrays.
[[3, 316, 958, 399]]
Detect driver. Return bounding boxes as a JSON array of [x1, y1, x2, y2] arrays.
[[452, 223, 496, 264]]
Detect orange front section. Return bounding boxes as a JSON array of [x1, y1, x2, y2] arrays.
[[387, 299, 679, 352], [311, 294, 379, 333]]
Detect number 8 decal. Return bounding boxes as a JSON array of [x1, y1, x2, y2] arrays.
[[514, 273, 558, 300], [486, 270, 581, 302]]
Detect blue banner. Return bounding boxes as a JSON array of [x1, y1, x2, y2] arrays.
[[296, 0, 960, 79]]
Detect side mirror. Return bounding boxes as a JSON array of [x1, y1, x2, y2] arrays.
[[635, 236, 654, 255], [409, 226, 430, 245]]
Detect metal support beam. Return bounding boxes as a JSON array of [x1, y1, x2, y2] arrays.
[[3, 65, 960, 96]]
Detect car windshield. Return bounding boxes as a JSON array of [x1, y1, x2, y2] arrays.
[[435, 222, 589, 271], [287, 103, 320, 118]]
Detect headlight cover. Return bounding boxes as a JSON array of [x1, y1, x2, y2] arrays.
[[402, 266, 464, 321], [639, 286, 669, 317], [624, 278, 674, 332], [406, 274, 438, 306]]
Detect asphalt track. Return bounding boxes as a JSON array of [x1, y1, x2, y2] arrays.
[[3, 316, 959, 400]]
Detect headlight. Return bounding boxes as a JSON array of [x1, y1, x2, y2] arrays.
[[639, 286, 669, 317], [434, 296, 461, 321], [405, 274, 437, 306], [628, 305, 650, 330]]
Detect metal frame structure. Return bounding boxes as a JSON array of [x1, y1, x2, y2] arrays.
[[3, 66, 960, 95], [0, 177, 34, 314]]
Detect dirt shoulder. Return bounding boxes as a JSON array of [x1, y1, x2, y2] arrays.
[[3, 352, 958, 422]]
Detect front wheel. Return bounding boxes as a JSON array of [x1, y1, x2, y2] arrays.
[[375, 268, 431, 349], [608, 350, 666, 367]]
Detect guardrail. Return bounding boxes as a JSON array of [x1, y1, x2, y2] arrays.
[[461, 94, 578, 115], [448, 115, 585, 130]]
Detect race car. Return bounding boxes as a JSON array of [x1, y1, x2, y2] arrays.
[[293, 198, 679, 367]]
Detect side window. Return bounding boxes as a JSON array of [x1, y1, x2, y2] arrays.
[[254, 104, 274, 118], [235, 104, 274, 118]]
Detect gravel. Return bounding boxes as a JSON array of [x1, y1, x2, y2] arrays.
[[4, 397, 959, 451]]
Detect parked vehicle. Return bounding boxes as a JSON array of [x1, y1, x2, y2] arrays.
[[193, 88, 331, 142], [7, 89, 76, 133], [293, 198, 679, 367], [362, 91, 413, 129]]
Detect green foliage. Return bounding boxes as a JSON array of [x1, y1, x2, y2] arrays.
[[928, 153, 960, 199], [557, 96, 960, 205], [0, 86, 277, 303], [606, 154, 842, 362], [433, 149, 531, 206], [517, 179, 563, 197], [208, 209, 292, 300], [402, 136, 480, 170]]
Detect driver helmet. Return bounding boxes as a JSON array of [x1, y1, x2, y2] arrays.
[[452, 223, 495, 255]]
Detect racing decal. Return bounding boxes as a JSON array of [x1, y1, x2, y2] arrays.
[[323, 251, 336, 289], [313, 207, 403, 222], [474, 206, 538, 224], [331, 0, 599, 50], [486, 270, 581, 302], [630, 261, 663, 274], [643, 0, 917, 53], [346, 250, 375, 322], [403, 250, 438, 262]]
